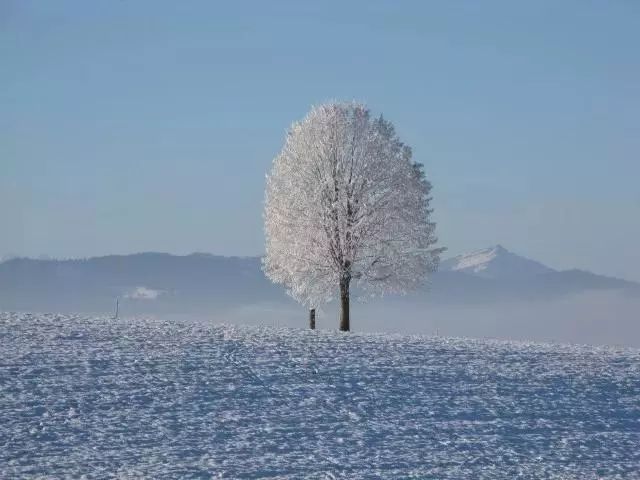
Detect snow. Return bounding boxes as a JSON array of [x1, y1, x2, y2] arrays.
[[1, 312, 639, 478], [449, 246, 501, 273], [440, 245, 555, 279]]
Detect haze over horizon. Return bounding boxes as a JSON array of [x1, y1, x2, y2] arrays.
[[2, 1, 639, 281]]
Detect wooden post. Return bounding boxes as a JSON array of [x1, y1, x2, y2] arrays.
[[309, 308, 316, 330]]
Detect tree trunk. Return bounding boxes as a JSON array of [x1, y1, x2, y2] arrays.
[[309, 308, 316, 330], [339, 279, 350, 332]]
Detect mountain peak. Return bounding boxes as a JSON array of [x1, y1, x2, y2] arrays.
[[440, 245, 555, 279]]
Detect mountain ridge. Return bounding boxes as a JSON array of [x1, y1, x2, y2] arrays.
[[1, 247, 637, 314]]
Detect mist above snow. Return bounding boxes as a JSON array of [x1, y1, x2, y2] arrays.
[[1, 246, 638, 346]]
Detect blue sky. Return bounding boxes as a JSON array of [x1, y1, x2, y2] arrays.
[[2, 1, 639, 281]]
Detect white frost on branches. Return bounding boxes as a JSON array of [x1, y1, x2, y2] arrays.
[[264, 102, 443, 307]]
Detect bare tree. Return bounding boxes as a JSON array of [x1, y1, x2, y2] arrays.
[[264, 102, 443, 331]]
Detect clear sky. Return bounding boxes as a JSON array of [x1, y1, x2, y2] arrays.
[[2, 1, 639, 281]]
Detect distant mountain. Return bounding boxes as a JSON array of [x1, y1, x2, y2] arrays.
[[0, 248, 637, 314], [0, 253, 290, 314], [432, 245, 638, 303], [439, 245, 555, 279]]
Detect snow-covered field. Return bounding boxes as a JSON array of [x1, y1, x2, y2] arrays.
[[1, 312, 639, 479]]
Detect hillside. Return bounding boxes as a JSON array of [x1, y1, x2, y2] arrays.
[[439, 245, 554, 278], [2, 312, 638, 478]]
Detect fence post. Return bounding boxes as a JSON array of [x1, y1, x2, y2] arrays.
[[309, 308, 316, 330]]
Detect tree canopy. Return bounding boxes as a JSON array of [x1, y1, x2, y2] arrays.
[[264, 102, 442, 330]]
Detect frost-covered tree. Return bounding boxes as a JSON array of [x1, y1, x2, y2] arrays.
[[264, 102, 442, 331]]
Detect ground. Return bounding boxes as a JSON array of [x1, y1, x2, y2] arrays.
[[1, 312, 639, 479]]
